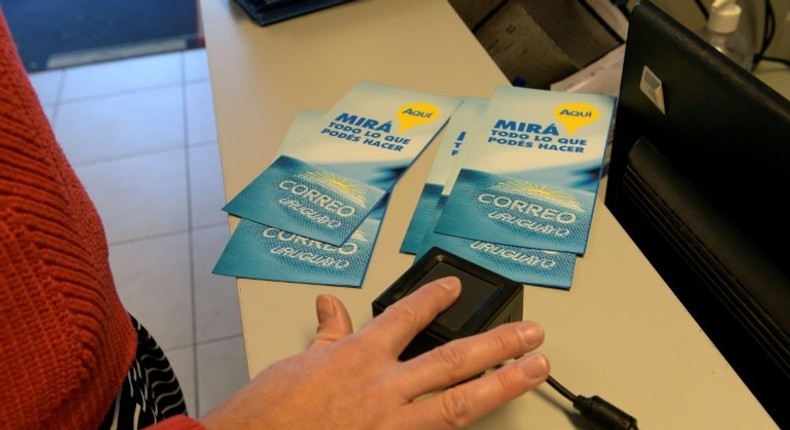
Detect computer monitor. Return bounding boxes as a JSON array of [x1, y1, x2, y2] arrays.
[[605, 1, 790, 427]]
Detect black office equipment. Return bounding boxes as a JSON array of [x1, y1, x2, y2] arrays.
[[372, 247, 524, 361], [234, 0, 353, 26], [373, 248, 641, 429], [605, 1, 790, 427]]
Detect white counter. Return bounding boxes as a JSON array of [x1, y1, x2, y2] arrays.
[[199, 1, 778, 428]]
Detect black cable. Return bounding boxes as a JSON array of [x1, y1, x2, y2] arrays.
[[546, 375, 575, 401], [545, 374, 639, 430], [694, 0, 709, 20], [760, 55, 790, 67], [763, 0, 775, 52], [753, 0, 776, 69]]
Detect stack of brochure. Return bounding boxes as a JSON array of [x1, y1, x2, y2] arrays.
[[401, 86, 615, 289], [213, 81, 461, 287], [214, 80, 615, 289]]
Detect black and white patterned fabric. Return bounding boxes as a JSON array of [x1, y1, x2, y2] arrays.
[[98, 316, 188, 429]]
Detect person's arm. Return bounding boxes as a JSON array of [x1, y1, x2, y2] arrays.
[[146, 416, 207, 430], [196, 276, 548, 430]]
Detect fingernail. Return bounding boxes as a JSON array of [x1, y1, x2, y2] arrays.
[[520, 353, 550, 380], [516, 322, 544, 347], [316, 294, 335, 320], [435, 276, 461, 294]]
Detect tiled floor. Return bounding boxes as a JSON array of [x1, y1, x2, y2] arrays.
[[27, 49, 249, 419]]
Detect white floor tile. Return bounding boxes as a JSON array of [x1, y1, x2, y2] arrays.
[[196, 336, 249, 418], [74, 148, 189, 244], [192, 225, 242, 343], [163, 345, 198, 419], [54, 86, 185, 165], [60, 52, 182, 101], [40, 49, 249, 420], [109, 232, 193, 350], [184, 49, 210, 82], [27, 69, 63, 105], [42, 105, 56, 125], [185, 81, 218, 145], [189, 143, 228, 228]]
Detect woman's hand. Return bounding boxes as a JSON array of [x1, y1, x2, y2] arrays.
[[201, 276, 549, 429]]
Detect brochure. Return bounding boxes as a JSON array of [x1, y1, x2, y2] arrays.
[[222, 80, 460, 246], [416, 196, 577, 289], [400, 97, 488, 254], [214, 109, 389, 287], [213, 205, 386, 287], [403, 99, 577, 289], [434, 85, 615, 255]]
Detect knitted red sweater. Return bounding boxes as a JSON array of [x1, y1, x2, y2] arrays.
[[0, 11, 204, 430]]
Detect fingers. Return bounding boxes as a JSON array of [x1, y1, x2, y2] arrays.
[[312, 276, 460, 352], [311, 294, 353, 348], [395, 321, 545, 397], [361, 276, 462, 355], [405, 352, 550, 429]]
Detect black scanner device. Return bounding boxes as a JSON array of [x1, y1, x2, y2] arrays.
[[371, 247, 524, 360], [371, 247, 640, 430]]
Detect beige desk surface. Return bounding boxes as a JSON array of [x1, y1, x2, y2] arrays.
[[199, 0, 778, 428]]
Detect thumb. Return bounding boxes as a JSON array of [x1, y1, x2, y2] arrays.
[[311, 294, 353, 348]]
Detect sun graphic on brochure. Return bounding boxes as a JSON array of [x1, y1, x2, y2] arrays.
[[350, 229, 369, 242], [492, 181, 583, 212], [298, 171, 368, 207]]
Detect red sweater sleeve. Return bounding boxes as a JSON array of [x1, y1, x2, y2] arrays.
[[0, 11, 139, 430]]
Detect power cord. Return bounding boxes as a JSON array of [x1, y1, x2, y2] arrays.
[[546, 375, 639, 430], [757, 2, 789, 68], [693, 0, 709, 20]]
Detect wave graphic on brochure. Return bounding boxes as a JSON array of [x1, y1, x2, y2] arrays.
[[298, 170, 370, 207], [491, 180, 585, 212]]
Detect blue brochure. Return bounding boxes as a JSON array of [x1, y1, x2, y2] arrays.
[[223, 80, 460, 246], [406, 100, 577, 289], [400, 97, 488, 254], [213, 202, 387, 288], [416, 196, 577, 289], [434, 86, 615, 255], [214, 109, 390, 287], [223, 155, 385, 246]]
